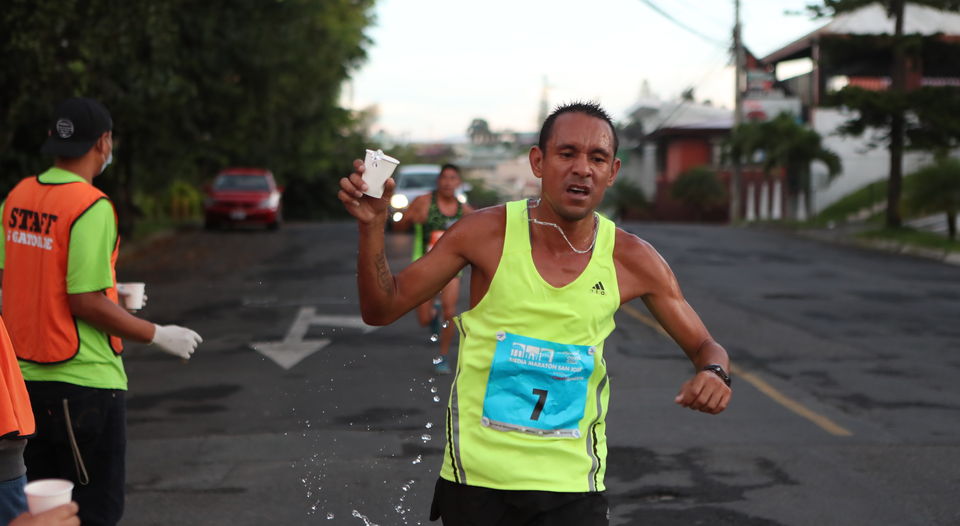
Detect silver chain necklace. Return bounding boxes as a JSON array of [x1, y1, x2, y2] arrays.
[[527, 199, 598, 254]]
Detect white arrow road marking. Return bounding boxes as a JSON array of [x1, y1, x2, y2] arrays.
[[251, 306, 377, 370], [251, 340, 331, 370]]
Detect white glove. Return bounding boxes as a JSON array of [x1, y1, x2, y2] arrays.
[[151, 324, 203, 360]]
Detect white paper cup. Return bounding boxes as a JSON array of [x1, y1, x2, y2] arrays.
[[117, 282, 146, 310], [25, 479, 73, 515], [362, 149, 400, 199]]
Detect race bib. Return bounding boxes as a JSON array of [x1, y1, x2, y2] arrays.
[[427, 229, 445, 251], [481, 331, 595, 438]]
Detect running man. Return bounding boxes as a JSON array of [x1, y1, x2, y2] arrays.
[[395, 164, 474, 374], [338, 102, 731, 525]]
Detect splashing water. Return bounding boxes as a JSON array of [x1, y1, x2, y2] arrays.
[[351, 509, 379, 526], [394, 479, 417, 524]]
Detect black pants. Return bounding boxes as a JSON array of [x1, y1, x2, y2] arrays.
[[430, 477, 609, 526], [24, 381, 126, 526]]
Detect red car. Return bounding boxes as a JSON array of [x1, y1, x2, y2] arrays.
[[203, 168, 283, 230]]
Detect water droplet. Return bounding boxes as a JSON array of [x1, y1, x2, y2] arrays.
[[425, 422, 433, 429], [430, 386, 438, 393], [412, 455, 422, 464], [429, 334, 439, 343], [428, 377, 436, 383], [421, 434, 432, 442], [433, 396, 440, 403], [441, 320, 450, 329], [326, 512, 335, 520]]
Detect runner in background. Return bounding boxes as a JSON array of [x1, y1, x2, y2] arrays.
[[395, 164, 474, 374]]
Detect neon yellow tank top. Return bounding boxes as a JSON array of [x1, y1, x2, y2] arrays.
[[441, 199, 619, 492]]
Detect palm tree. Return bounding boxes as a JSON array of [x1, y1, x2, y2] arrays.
[[727, 113, 842, 219], [904, 157, 960, 239]]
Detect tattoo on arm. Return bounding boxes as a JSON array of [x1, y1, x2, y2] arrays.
[[374, 249, 393, 295]]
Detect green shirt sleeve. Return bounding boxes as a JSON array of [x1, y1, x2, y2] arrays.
[[67, 198, 117, 294]]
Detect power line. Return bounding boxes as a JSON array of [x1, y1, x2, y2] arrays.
[[638, 0, 729, 48]]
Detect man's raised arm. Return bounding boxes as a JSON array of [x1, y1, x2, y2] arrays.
[[338, 160, 467, 326]]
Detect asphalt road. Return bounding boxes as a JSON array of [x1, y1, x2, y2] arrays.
[[115, 220, 960, 526]]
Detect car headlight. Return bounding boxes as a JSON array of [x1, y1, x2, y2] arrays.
[[258, 194, 281, 209], [390, 194, 409, 209]]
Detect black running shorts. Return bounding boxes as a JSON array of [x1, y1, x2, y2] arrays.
[[430, 477, 609, 526]]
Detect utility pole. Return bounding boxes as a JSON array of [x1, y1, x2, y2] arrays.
[[887, 0, 906, 229], [730, 0, 744, 223]]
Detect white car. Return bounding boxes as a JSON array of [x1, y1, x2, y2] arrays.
[[388, 164, 467, 225]]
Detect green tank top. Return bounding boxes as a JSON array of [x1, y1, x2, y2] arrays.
[[412, 192, 463, 261], [441, 199, 619, 492]]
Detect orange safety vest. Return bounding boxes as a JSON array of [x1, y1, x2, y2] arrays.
[[2, 176, 123, 363], [0, 317, 34, 438]]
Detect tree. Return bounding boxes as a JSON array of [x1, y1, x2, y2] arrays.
[[671, 166, 725, 221], [904, 157, 960, 239], [468, 119, 496, 145], [809, 0, 960, 228], [0, 0, 376, 231], [727, 113, 842, 219]]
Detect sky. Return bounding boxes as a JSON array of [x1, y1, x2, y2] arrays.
[[346, 0, 826, 142]]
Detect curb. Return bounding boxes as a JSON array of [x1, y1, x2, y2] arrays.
[[794, 228, 960, 267]]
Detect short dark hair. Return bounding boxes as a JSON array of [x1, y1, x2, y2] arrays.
[[439, 163, 460, 176], [537, 101, 619, 155]]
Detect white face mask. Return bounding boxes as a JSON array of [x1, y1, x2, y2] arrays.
[[100, 152, 113, 174]]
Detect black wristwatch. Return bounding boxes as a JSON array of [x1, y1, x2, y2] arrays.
[[702, 364, 731, 386]]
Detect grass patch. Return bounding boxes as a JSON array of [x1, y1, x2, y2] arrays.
[[858, 226, 960, 253], [814, 179, 888, 226], [128, 217, 199, 244]]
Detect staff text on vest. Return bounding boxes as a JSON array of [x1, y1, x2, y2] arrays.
[[7, 208, 58, 251]]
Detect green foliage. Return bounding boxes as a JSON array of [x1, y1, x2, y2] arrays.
[[815, 179, 889, 224], [727, 113, 841, 218], [0, 0, 376, 234], [904, 157, 960, 238], [464, 177, 502, 209], [827, 86, 960, 152], [601, 178, 649, 220], [671, 166, 725, 219]]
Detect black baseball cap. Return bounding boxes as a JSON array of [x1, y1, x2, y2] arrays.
[[40, 97, 113, 158]]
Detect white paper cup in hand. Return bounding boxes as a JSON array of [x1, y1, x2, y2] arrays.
[[25, 479, 73, 514], [362, 149, 400, 199], [117, 282, 146, 310]]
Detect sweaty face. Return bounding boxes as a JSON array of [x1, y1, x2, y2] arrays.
[[436, 168, 461, 198], [531, 113, 620, 222]]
